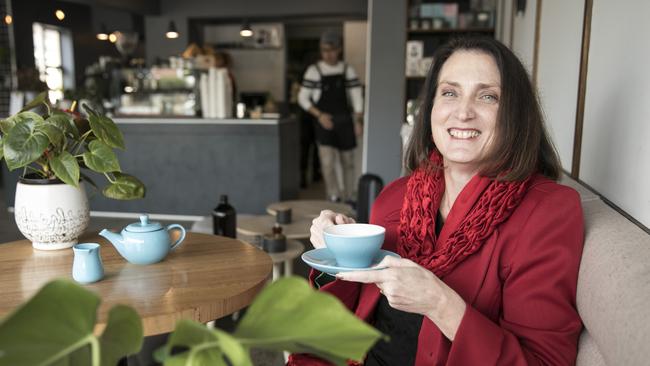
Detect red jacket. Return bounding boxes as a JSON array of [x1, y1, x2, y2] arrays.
[[289, 175, 584, 365]]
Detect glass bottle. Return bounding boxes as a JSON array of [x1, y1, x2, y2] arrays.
[[212, 195, 236, 238]]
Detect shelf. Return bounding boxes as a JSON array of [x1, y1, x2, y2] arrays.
[[408, 28, 495, 35]]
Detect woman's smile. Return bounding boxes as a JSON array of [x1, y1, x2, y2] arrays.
[[448, 128, 481, 139]]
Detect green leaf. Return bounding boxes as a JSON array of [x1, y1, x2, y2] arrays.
[[99, 305, 143, 366], [83, 140, 120, 173], [156, 320, 230, 366], [19, 91, 48, 112], [48, 151, 80, 187], [213, 327, 252, 366], [1, 111, 45, 134], [0, 279, 100, 366], [102, 173, 145, 200], [81, 102, 99, 117], [88, 115, 124, 149], [37, 122, 64, 147], [48, 112, 79, 138], [3, 117, 49, 170], [49, 345, 92, 366], [234, 277, 383, 364]]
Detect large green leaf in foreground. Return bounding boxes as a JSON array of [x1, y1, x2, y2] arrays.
[[99, 305, 143, 366], [0, 279, 143, 366], [235, 277, 383, 365], [0, 280, 99, 366], [156, 320, 250, 366], [156, 277, 383, 366]]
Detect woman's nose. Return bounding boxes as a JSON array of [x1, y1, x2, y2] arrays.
[[455, 98, 476, 121]]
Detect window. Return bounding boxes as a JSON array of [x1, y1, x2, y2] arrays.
[[32, 22, 74, 104]]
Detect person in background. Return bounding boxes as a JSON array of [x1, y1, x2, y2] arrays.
[[213, 50, 237, 106], [298, 30, 364, 204], [290, 36, 584, 365]]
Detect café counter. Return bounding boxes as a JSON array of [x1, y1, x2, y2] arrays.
[[2, 117, 300, 216]]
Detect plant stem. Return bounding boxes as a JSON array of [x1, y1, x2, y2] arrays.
[[90, 336, 100, 366], [74, 130, 93, 154], [40, 334, 94, 366], [104, 172, 116, 184]]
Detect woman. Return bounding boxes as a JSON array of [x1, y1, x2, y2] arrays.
[[289, 36, 584, 365], [298, 30, 364, 203]]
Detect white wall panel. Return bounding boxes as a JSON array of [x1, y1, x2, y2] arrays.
[[580, 0, 650, 227], [511, 0, 537, 74], [536, 0, 585, 170]]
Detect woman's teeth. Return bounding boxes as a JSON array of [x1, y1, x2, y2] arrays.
[[448, 129, 481, 139]]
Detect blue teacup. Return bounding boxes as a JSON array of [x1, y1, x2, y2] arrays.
[[323, 224, 386, 268]]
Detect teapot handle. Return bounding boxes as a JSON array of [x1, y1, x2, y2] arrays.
[[167, 224, 186, 251]]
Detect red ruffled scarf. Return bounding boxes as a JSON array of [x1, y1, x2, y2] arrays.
[[398, 152, 533, 277]]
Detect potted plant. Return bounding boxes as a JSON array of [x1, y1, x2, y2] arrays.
[[1, 92, 145, 250]]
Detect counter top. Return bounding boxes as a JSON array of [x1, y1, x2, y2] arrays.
[[113, 117, 288, 125]]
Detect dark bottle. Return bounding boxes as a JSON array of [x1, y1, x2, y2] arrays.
[[212, 195, 236, 238]]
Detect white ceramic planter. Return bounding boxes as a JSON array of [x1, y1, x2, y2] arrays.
[[14, 179, 90, 250]]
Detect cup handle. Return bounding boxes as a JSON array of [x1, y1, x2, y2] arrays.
[[167, 224, 186, 251]]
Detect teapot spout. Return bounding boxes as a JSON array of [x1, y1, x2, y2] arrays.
[[99, 229, 126, 256]]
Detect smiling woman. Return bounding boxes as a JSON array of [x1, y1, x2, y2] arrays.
[[430, 51, 501, 178], [292, 36, 585, 366]]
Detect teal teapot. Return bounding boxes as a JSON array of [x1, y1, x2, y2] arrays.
[[99, 214, 186, 265]]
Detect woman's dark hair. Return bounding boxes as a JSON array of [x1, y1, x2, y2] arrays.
[[404, 36, 562, 181]]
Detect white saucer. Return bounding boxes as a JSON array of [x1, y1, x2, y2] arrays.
[[301, 248, 400, 275]]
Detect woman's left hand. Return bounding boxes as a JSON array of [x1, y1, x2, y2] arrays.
[[336, 256, 467, 340]]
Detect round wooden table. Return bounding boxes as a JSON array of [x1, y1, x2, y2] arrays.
[[0, 232, 272, 336], [190, 218, 305, 281], [266, 200, 355, 219], [236, 214, 312, 240]]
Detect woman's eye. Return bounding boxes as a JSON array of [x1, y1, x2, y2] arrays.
[[480, 94, 498, 102], [441, 90, 456, 97]]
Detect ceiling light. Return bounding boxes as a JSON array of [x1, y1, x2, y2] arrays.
[[240, 20, 253, 37], [108, 33, 117, 43], [97, 23, 109, 41], [4, 15, 12, 25], [55, 10, 65, 21], [165, 21, 179, 39]]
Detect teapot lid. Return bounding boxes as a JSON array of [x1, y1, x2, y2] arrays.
[[125, 214, 163, 232]]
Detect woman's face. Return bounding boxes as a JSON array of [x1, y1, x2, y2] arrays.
[[320, 44, 341, 66], [430, 50, 501, 173]]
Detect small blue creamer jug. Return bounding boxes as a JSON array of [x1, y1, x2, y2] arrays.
[[72, 243, 104, 284]]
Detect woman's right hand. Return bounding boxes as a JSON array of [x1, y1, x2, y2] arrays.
[[310, 210, 356, 249], [317, 113, 334, 130]]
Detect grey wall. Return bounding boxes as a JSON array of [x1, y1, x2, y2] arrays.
[[3, 120, 300, 216], [144, 16, 188, 65], [363, 0, 406, 185]]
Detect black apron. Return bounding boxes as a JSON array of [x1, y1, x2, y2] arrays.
[[313, 64, 356, 150]]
